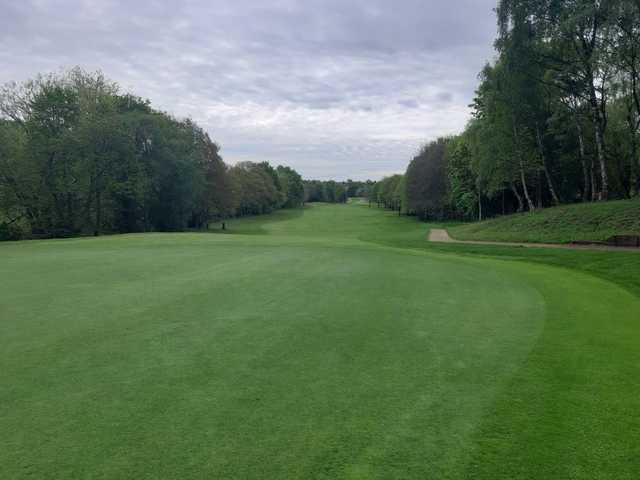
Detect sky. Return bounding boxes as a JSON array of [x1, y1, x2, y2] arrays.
[[0, 0, 498, 180]]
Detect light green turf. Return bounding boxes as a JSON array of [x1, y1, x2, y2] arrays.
[[449, 197, 640, 244], [1, 203, 639, 479]]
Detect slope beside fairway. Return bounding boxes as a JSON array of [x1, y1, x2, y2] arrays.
[[1, 203, 639, 479], [448, 197, 640, 244]]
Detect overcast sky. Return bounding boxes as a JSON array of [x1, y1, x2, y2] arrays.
[[1, 0, 498, 180]]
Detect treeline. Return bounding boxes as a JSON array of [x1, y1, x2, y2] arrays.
[[0, 69, 305, 240], [303, 179, 373, 203], [374, 0, 640, 221]]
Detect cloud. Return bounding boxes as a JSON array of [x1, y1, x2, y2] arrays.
[[0, 0, 498, 180]]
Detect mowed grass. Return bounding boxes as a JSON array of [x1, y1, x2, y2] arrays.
[[449, 197, 640, 244], [1, 203, 639, 479]]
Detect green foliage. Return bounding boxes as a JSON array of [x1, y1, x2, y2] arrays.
[[371, 174, 403, 211], [277, 165, 305, 208], [399, 0, 640, 223], [404, 138, 450, 220], [229, 162, 286, 216], [303, 179, 348, 203], [0, 68, 305, 239], [446, 135, 478, 219]]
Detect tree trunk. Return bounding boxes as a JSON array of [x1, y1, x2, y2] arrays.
[[634, 130, 640, 195], [589, 84, 608, 200], [542, 165, 560, 205], [511, 182, 524, 212], [513, 123, 534, 211], [536, 170, 543, 209], [520, 165, 535, 212], [627, 104, 640, 196], [574, 112, 591, 201], [630, 61, 640, 194], [535, 124, 561, 205], [590, 155, 598, 202]]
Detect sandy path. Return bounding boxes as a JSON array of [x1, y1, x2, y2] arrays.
[[427, 229, 639, 252]]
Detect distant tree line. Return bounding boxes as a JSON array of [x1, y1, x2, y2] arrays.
[[0, 68, 305, 240], [303, 179, 373, 203], [368, 175, 404, 211], [372, 0, 640, 221]]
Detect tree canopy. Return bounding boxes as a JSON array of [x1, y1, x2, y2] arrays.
[[382, 0, 640, 222], [0, 69, 306, 240]]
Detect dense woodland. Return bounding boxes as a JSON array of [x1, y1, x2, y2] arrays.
[[303, 179, 373, 204], [0, 69, 316, 240], [373, 0, 640, 220]]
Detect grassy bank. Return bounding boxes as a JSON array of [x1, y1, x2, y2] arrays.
[[448, 198, 640, 244]]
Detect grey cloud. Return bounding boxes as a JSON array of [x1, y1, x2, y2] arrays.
[[436, 92, 454, 103], [398, 99, 420, 108], [0, 0, 497, 180]]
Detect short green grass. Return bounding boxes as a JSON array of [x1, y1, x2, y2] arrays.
[[1, 203, 639, 479], [449, 198, 640, 244]]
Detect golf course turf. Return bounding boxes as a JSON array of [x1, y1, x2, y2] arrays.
[[448, 197, 640, 244], [1, 202, 639, 479]]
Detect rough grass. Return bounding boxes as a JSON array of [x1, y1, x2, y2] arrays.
[[1, 203, 639, 479], [448, 198, 640, 244]]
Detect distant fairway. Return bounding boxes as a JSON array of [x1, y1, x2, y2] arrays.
[[1, 203, 639, 479]]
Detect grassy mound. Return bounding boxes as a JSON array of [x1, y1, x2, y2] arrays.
[[448, 198, 640, 244]]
